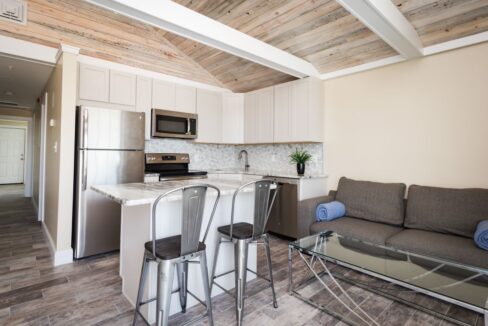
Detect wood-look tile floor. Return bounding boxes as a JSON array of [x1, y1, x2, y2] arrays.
[[0, 190, 484, 325]]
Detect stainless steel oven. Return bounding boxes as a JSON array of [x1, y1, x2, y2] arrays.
[[151, 109, 197, 139]]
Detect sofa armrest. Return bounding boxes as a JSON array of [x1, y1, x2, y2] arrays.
[[297, 194, 335, 238]]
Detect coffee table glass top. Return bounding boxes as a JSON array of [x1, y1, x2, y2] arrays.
[[290, 233, 488, 311]]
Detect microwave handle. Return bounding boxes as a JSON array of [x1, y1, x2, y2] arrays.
[[186, 118, 191, 135]]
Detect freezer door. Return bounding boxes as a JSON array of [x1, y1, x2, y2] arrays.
[[78, 106, 145, 150], [74, 149, 144, 259]]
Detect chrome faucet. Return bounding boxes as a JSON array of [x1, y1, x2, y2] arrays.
[[238, 150, 250, 172]]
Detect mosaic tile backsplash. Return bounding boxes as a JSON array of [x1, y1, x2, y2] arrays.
[[145, 139, 324, 175]]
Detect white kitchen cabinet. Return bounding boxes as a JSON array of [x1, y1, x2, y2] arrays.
[[136, 76, 152, 140], [195, 89, 222, 143], [244, 92, 258, 143], [78, 63, 109, 102], [175, 85, 196, 113], [222, 93, 244, 144], [273, 77, 323, 143], [244, 87, 274, 144], [152, 80, 175, 109], [109, 70, 136, 107], [256, 86, 274, 143], [290, 79, 309, 141], [273, 83, 291, 142]]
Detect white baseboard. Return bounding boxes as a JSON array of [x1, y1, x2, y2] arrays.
[[41, 222, 74, 266]]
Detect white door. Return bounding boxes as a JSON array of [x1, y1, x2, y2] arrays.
[[0, 127, 26, 184]]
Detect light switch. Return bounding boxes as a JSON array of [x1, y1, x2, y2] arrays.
[[53, 141, 58, 153], [49, 119, 56, 127]]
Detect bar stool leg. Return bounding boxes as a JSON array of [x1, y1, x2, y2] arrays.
[[263, 235, 278, 308], [133, 252, 150, 326], [176, 261, 188, 313], [209, 234, 222, 294], [199, 252, 214, 326], [235, 239, 249, 326], [157, 261, 175, 326]]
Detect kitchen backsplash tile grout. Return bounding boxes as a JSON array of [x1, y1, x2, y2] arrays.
[[145, 139, 324, 175]]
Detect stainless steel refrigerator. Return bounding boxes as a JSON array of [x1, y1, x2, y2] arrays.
[[73, 106, 145, 259]]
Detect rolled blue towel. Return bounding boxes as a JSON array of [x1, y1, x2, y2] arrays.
[[474, 220, 488, 251], [316, 201, 346, 222]]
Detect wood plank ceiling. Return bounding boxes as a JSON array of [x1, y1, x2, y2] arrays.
[[0, 0, 486, 92], [168, 0, 398, 76], [392, 0, 488, 46], [0, 0, 224, 88]]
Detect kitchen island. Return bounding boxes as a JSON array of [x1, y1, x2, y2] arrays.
[[92, 175, 262, 322]]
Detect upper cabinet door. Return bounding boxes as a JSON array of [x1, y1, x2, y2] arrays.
[[79, 64, 109, 102], [244, 93, 257, 144], [136, 76, 152, 140], [195, 90, 222, 143], [222, 93, 244, 144], [273, 83, 291, 143], [109, 70, 136, 107], [175, 85, 197, 113], [152, 80, 175, 109], [256, 87, 274, 143], [290, 79, 309, 142]]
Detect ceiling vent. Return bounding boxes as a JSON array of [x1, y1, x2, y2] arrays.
[[0, 0, 27, 25]]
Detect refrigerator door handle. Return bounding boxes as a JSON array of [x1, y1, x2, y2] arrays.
[[82, 150, 88, 191], [82, 108, 88, 148]]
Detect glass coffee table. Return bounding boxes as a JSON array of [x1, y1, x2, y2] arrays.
[[288, 232, 488, 326]]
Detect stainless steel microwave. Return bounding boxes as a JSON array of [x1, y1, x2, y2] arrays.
[[151, 109, 198, 139]]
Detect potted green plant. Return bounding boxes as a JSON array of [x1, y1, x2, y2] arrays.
[[289, 148, 312, 176]]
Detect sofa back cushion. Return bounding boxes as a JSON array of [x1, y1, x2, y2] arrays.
[[405, 185, 488, 238], [335, 177, 407, 226]]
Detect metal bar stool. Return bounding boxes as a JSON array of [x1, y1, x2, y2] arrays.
[[210, 180, 279, 326], [133, 184, 220, 326]]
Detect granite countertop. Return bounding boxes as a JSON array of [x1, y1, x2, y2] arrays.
[[207, 169, 327, 179], [92, 176, 263, 206]]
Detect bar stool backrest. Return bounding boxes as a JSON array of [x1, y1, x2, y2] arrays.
[[152, 184, 221, 257], [230, 180, 278, 240]]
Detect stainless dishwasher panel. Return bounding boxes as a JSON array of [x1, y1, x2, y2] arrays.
[[264, 177, 299, 239]]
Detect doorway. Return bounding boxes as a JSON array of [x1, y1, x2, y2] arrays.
[[0, 124, 27, 185]]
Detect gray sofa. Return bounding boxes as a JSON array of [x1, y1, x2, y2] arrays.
[[304, 177, 488, 269]]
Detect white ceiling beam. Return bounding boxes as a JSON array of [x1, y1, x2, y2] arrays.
[[336, 0, 423, 59], [85, 0, 320, 78]]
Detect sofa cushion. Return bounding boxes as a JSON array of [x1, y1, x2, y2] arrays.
[[310, 217, 403, 245], [386, 229, 488, 269], [335, 177, 406, 226], [405, 185, 488, 238]]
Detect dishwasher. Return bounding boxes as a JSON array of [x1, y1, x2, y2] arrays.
[[264, 177, 299, 239]]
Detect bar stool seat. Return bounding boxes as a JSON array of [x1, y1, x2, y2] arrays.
[[217, 222, 253, 240], [144, 235, 206, 260]]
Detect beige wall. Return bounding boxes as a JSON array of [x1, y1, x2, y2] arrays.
[[43, 52, 78, 252], [323, 42, 488, 190]]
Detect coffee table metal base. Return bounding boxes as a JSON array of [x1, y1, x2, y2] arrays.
[[288, 245, 486, 326]]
